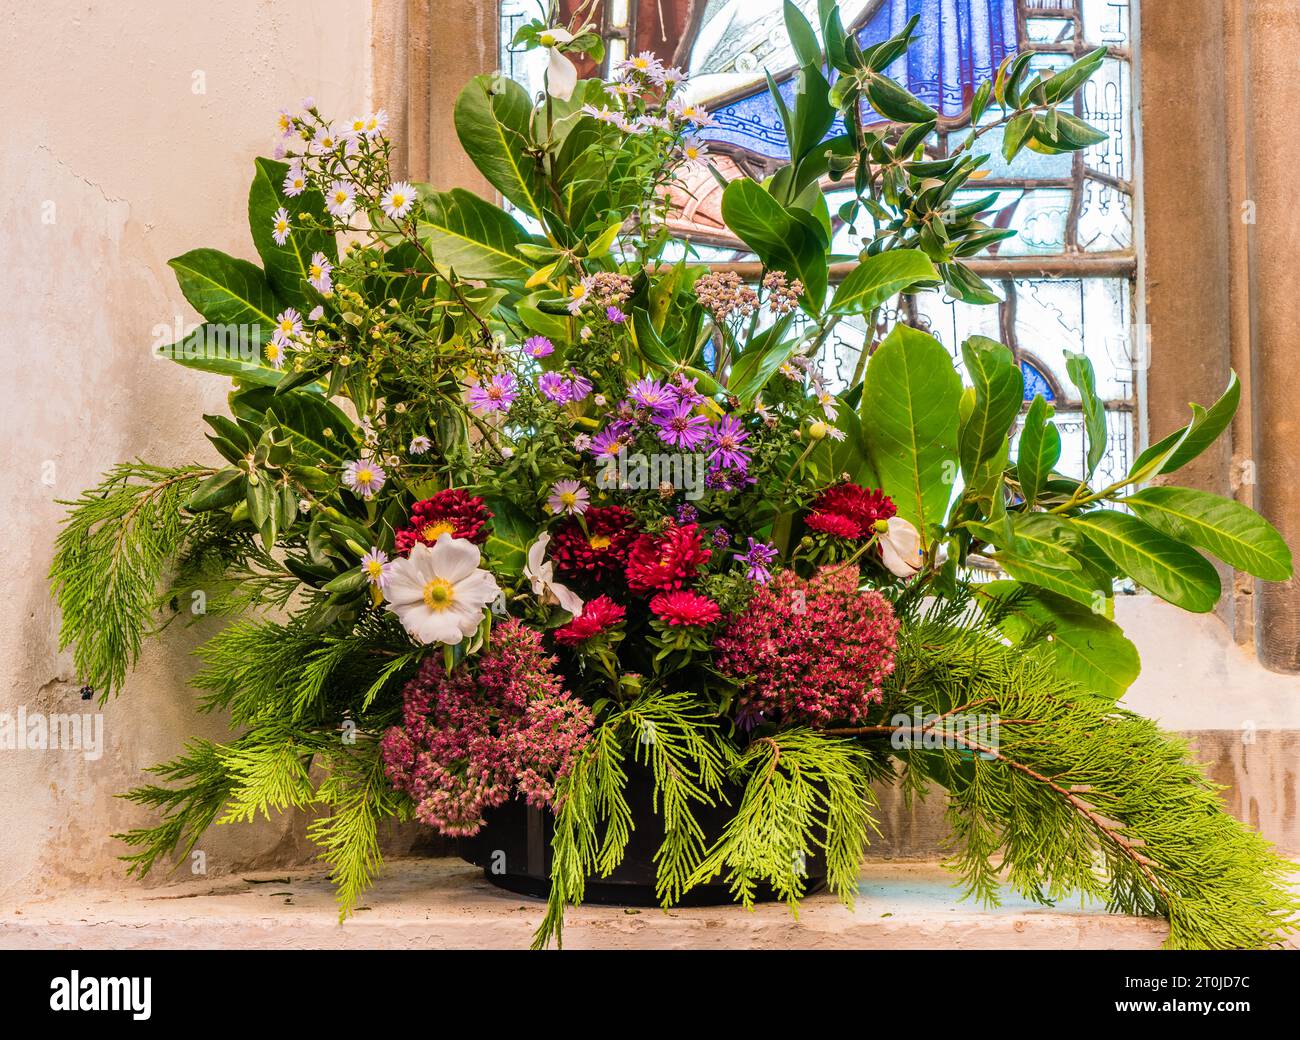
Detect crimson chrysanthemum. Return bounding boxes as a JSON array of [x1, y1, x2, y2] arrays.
[[550, 505, 638, 581], [380, 619, 592, 836], [714, 567, 898, 726], [554, 595, 627, 645], [625, 523, 711, 592], [650, 589, 721, 627], [806, 482, 896, 540], [394, 489, 492, 553]]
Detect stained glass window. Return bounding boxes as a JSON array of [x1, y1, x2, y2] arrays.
[[499, 0, 1140, 483]]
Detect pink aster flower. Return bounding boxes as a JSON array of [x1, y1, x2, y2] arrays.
[[707, 414, 751, 471], [523, 335, 554, 358], [467, 372, 518, 414], [342, 458, 386, 500], [653, 400, 709, 450], [628, 377, 675, 413], [548, 479, 590, 516]]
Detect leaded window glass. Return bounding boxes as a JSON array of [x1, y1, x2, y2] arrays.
[[499, 0, 1140, 483]]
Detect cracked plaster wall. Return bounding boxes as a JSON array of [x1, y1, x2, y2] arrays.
[[0, 0, 373, 902]]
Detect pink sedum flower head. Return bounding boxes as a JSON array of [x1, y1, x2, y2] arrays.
[[382, 535, 500, 645], [342, 458, 386, 500]]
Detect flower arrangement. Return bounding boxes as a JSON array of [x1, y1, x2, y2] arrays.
[[52, 5, 1297, 949]]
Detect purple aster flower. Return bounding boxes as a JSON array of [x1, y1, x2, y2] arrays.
[[652, 400, 710, 450], [548, 479, 590, 516], [523, 335, 554, 358], [466, 372, 517, 414], [712, 526, 730, 548], [707, 414, 751, 471], [627, 377, 675, 413], [606, 305, 627, 324], [675, 503, 699, 524], [706, 466, 757, 492], [668, 372, 705, 407], [589, 426, 625, 461], [341, 458, 386, 500], [539, 371, 570, 403], [567, 370, 593, 402], [737, 537, 778, 585]]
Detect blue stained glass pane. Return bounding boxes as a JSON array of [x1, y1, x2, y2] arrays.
[[700, 0, 1019, 158], [1021, 360, 1056, 402]]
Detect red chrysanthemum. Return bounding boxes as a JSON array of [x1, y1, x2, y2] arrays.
[[807, 482, 896, 540], [550, 505, 638, 580], [806, 510, 865, 539], [394, 489, 492, 553], [650, 589, 721, 627], [554, 595, 627, 645], [625, 523, 712, 592]]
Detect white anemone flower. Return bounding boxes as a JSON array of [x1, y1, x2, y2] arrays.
[[879, 517, 925, 578], [523, 532, 584, 616], [383, 535, 500, 645], [538, 27, 578, 101]]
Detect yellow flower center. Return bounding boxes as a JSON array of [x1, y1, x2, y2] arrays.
[[539, 32, 557, 46], [391, 192, 406, 208], [351, 118, 366, 133], [588, 534, 611, 550], [422, 577, 455, 611], [570, 284, 587, 300], [422, 520, 455, 542], [364, 560, 384, 577], [279, 319, 294, 334], [686, 146, 699, 160], [355, 467, 374, 484], [633, 57, 649, 69], [559, 492, 577, 509]]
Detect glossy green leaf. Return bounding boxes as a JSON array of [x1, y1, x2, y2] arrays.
[[720, 178, 828, 311], [981, 581, 1139, 700], [419, 187, 533, 280], [248, 157, 335, 309], [859, 324, 962, 542], [1016, 394, 1060, 507], [169, 248, 281, 329], [784, 0, 822, 67], [481, 498, 533, 575], [1129, 371, 1240, 480], [959, 336, 1023, 482], [187, 468, 246, 512], [158, 323, 281, 386], [454, 75, 547, 219], [229, 386, 355, 465], [829, 249, 938, 315], [1063, 350, 1107, 477], [1124, 486, 1293, 581], [1073, 509, 1221, 612]]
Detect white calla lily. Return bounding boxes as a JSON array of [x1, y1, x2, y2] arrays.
[[524, 532, 585, 616], [879, 517, 925, 578], [383, 535, 500, 645], [540, 27, 579, 100]]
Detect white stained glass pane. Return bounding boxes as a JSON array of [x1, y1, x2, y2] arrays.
[[1081, 56, 1131, 182], [1078, 178, 1133, 252], [946, 188, 1073, 256], [1026, 17, 1076, 44], [1013, 277, 1133, 401], [500, 0, 550, 98], [1082, 0, 1131, 47]]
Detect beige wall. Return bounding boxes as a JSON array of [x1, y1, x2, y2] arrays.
[[0, 0, 373, 901]]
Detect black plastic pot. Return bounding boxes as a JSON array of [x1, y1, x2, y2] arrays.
[[461, 763, 827, 906]]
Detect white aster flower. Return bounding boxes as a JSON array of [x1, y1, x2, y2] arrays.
[[264, 339, 287, 370], [344, 114, 369, 138], [408, 435, 432, 455], [271, 206, 291, 245], [364, 108, 388, 138], [313, 124, 343, 153], [879, 517, 924, 578], [538, 27, 578, 101], [308, 251, 333, 293], [360, 547, 391, 588], [283, 166, 307, 196], [380, 181, 416, 220], [341, 457, 385, 499], [307, 305, 324, 321], [383, 536, 500, 645], [326, 180, 356, 219], [272, 307, 302, 346], [523, 533, 585, 616]]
